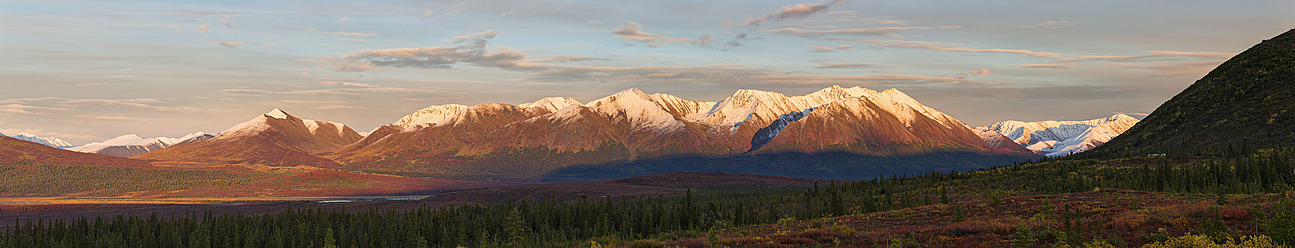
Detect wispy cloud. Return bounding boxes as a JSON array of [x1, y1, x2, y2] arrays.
[[1078, 50, 1236, 62], [322, 31, 377, 38], [611, 21, 703, 48], [1009, 62, 1077, 69], [0, 98, 197, 114], [110, 75, 137, 78], [940, 68, 992, 79], [0, 104, 41, 115], [813, 62, 899, 69], [445, 29, 499, 44], [274, 100, 359, 110], [806, 45, 853, 53], [197, 24, 209, 33], [315, 30, 1007, 89], [743, 0, 852, 27], [220, 82, 445, 97], [767, 26, 961, 38], [1019, 20, 1077, 29], [337, 17, 349, 22], [1113, 61, 1225, 76], [524, 55, 607, 63], [212, 41, 244, 48], [835, 38, 1066, 58], [58, 98, 199, 112], [218, 16, 233, 27]]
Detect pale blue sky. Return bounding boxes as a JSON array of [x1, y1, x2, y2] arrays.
[[3, 0, 1293, 144]]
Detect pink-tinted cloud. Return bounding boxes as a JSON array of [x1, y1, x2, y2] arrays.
[[743, 0, 852, 27], [806, 45, 853, 52], [838, 38, 1066, 58], [611, 21, 698, 48], [767, 26, 962, 38], [813, 62, 898, 69], [322, 31, 377, 38]]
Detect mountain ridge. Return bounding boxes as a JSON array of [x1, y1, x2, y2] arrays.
[[70, 132, 215, 157], [1, 132, 74, 149], [980, 114, 1139, 157], [330, 85, 1039, 180], [134, 108, 363, 167]]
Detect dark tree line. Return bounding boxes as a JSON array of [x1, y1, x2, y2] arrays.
[[2, 149, 1293, 247]]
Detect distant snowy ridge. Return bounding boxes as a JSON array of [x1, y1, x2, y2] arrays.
[[2, 132, 74, 148], [980, 114, 1140, 157], [69, 132, 214, 157]]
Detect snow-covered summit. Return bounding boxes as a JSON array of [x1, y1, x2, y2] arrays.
[[266, 108, 290, 119], [980, 114, 1140, 157], [584, 88, 685, 132], [69, 132, 215, 157], [395, 104, 470, 131], [6, 133, 74, 148], [215, 108, 357, 141], [520, 97, 582, 113]]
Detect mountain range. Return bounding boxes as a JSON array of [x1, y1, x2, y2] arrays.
[[0, 135, 147, 167], [127, 86, 1038, 180], [4, 86, 1054, 181], [980, 114, 1140, 157], [69, 132, 214, 157], [0, 132, 74, 149]]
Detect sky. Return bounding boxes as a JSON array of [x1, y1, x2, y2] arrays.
[[2, 0, 1293, 145]]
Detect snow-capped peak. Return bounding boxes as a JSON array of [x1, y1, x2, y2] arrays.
[[395, 104, 470, 131], [266, 108, 291, 119], [303, 120, 348, 136], [69, 132, 214, 157], [584, 88, 684, 132], [980, 114, 1141, 157], [856, 88, 961, 128], [9, 133, 74, 148], [218, 109, 297, 139], [587, 88, 651, 105], [520, 97, 581, 112], [159, 132, 212, 145]]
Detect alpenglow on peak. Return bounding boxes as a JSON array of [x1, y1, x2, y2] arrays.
[[266, 108, 291, 119]]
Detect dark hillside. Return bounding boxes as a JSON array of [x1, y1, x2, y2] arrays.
[[1084, 28, 1295, 157]]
